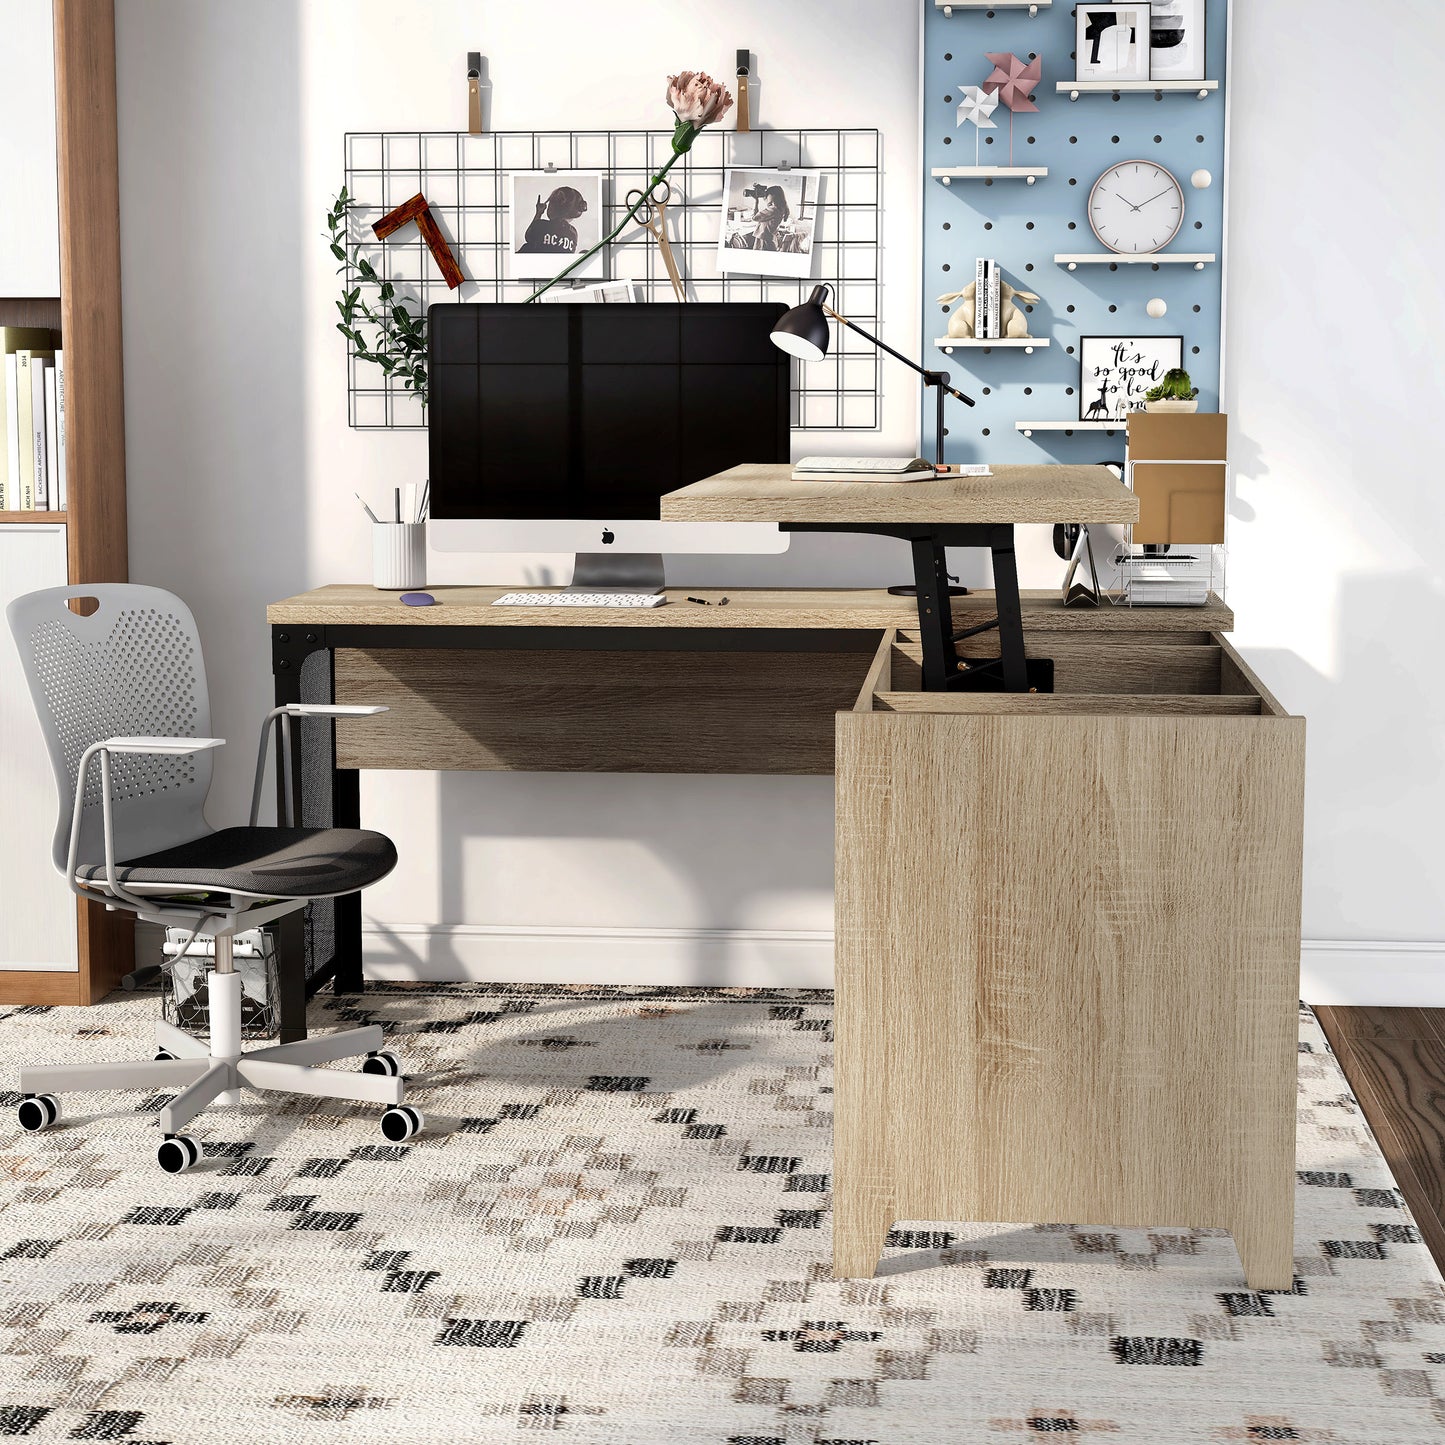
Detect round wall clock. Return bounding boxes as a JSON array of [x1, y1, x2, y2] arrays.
[[1087, 161, 1185, 255]]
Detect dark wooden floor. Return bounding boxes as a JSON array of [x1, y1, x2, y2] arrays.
[[1316, 1006, 1445, 1273]]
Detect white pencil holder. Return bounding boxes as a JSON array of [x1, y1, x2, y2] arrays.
[[372, 522, 426, 590]]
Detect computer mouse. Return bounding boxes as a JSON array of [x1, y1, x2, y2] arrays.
[[400, 592, 435, 607]]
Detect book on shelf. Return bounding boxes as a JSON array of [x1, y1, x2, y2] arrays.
[[985, 259, 1001, 340], [0, 325, 55, 510], [30, 352, 50, 511], [44, 367, 58, 514], [54, 349, 67, 511], [974, 257, 988, 341]]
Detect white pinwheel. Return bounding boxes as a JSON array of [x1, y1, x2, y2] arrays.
[[955, 85, 999, 166]]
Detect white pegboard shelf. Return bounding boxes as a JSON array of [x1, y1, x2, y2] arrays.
[[1059, 80, 1219, 99], [1056, 253, 1217, 270], [934, 338, 1050, 353], [933, 166, 1048, 185], [936, 0, 1050, 11], [1015, 420, 1124, 435]]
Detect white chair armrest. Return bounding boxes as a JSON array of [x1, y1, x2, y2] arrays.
[[280, 704, 388, 717], [102, 736, 226, 755]]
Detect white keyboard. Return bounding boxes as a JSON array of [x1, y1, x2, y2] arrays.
[[492, 591, 666, 608]]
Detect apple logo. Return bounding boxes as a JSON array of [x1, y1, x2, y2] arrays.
[[601, 527, 615, 545]]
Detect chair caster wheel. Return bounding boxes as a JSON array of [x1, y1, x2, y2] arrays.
[[157, 1135, 201, 1173], [362, 1050, 401, 1077], [380, 1105, 423, 1142], [155, 1049, 175, 1061], [17, 1094, 60, 1132]]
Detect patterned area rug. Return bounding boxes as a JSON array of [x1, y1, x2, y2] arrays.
[[0, 986, 1440, 1444]]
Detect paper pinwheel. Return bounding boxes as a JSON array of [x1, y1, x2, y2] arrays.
[[955, 85, 999, 166], [982, 52, 1043, 165]]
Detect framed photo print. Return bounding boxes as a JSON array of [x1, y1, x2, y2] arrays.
[[1150, 0, 1206, 82], [1075, 5, 1152, 83], [507, 171, 605, 281], [1078, 335, 1183, 422], [717, 167, 822, 279]]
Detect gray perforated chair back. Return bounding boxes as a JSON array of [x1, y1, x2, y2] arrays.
[[6, 584, 215, 874]]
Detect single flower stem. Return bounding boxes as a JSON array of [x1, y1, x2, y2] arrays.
[[527, 140, 690, 302]]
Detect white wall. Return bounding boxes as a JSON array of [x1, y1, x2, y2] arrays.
[[0, 0, 60, 296], [115, 0, 1445, 1000], [1224, 0, 1445, 1002], [116, 0, 921, 986]]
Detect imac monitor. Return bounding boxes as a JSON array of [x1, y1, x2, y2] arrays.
[[428, 302, 793, 587]]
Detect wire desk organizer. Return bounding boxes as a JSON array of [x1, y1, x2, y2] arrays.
[[342, 127, 884, 431]]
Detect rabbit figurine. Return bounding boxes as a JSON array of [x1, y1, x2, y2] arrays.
[[937, 280, 1040, 340]]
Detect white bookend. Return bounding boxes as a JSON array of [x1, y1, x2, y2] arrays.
[[30, 358, 48, 511], [0, 355, 15, 511], [974, 257, 987, 339], [43, 368, 58, 514], [54, 351, 66, 511]]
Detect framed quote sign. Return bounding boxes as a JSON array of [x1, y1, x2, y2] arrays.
[[1079, 335, 1183, 422]]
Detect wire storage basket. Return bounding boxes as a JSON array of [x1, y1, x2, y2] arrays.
[[161, 928, 281, 1041]]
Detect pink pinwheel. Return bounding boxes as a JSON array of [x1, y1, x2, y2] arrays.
[[982, 52, 1043, 165]]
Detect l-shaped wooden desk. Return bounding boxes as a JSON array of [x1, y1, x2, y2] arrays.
[[268, 464, 1305, 1288]]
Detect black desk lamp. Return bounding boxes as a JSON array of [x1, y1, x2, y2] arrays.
[[770, 284, 976, 469]]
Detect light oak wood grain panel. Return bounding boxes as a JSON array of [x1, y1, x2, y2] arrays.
[[334, 646, 873, 775], [890, 640, 1224, 695], [660, 463, 1139, 525], [270, 585, 1232, 634], [876, 692, 1262, 716], [852, 630, 898, 712], [834, 710, 1305, 1288], [1217, 634, 1289, 717]]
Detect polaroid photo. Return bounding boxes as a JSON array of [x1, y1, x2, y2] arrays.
[[537, 280, 638, 304], [1076, 5, 1152, 83], [1150, 0, 1206, 81], [717, 167, 822, 279], [508, 171, 605, 280]]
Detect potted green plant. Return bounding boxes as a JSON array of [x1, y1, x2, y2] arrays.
[[1143, 367, 1201, 414]]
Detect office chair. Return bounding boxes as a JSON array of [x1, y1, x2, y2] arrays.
[[5, 584, 421, 1172]]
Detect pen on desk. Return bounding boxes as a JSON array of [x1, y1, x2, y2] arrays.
[[419, 479, 430, 521], [393, 487, 402, 523], [355, 492, 381, 523]]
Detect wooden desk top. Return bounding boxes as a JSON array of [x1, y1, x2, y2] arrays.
[[660, 463, 1139, 526], [269, 584, 1231, 634]]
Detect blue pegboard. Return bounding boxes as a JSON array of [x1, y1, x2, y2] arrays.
[[921, 1, 1229, 464]]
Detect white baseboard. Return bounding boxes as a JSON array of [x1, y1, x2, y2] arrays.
[[363, 925, 1445, 1004], [1300, 940, 1445, 1007], [362, 923, 835, 990]]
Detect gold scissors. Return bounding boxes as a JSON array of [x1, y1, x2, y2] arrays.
[[627, 179, 685, 302]]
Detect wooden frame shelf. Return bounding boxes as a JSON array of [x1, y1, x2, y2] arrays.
[[934, 338, 1049, 355], [1059, 80, 1219, 99], [0, 0, 131, 1007]]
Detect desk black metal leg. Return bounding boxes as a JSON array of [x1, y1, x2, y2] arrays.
[[910, 536, 959, 691], [989, 525, 1029, 693], [272, 635, 310, 1039], [332, 767, 365, 995]]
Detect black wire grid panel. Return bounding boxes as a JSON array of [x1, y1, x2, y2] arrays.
[[341, 128, 883, 431]]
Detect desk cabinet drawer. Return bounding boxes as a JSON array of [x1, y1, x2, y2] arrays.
[[832, 626, 1305, 1290]]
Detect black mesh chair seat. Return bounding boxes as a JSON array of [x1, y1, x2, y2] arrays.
[[77, 826, 398, 898]]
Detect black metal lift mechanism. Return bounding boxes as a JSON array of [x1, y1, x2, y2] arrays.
[[782, 521, 1056, 694]]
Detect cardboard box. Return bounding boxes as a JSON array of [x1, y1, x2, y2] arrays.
[[1127, 412, 1228, 546]]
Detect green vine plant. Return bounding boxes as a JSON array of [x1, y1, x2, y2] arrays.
[[327, 187, 428, 407]]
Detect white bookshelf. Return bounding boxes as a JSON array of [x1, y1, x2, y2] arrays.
[[933, 166, 1048, 185], [1056, 253, 1217, 270], [936, 0, 1050, 12], [934, 338, 1050, 354], [1015, 420, 1124, 436], [1059, 80, 1219, 100]]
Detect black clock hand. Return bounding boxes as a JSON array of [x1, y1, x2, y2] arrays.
[[1137, 187, 1177, 207]]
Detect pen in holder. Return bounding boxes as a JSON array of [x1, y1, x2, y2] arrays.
[[373, 522, 426, 590]]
